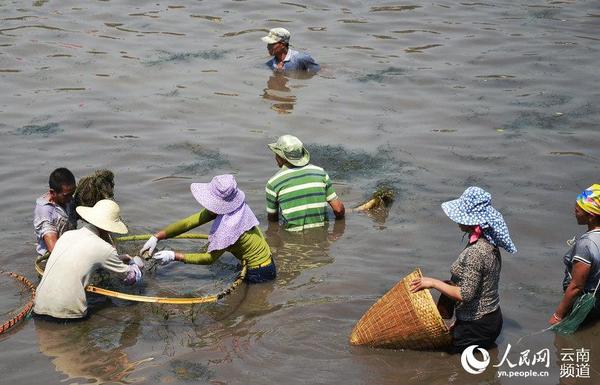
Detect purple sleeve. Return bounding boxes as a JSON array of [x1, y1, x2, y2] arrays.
[[33, 204, 57, 237]]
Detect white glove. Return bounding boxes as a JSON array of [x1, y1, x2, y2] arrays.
[[123, 263, 143, 285], [129, 256, 145, 269], [153, 250, 176, 265], [140, 235, 159, 256]]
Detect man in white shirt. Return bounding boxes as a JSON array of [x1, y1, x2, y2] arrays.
[[34, 199, 143, 320]]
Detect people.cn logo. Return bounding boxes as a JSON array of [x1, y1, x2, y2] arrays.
[[461, 345, 491, 374]]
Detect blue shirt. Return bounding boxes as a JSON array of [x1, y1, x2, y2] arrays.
[[265, 49, 320, 72]]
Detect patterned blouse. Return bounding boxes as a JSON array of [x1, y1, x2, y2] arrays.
[[450, 238, 502, 321]]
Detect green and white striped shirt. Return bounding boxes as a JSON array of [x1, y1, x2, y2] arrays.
[[266, 164, 338, 231]]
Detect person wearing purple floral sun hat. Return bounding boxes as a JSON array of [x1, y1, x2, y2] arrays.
[[140, 174, 276, 283]]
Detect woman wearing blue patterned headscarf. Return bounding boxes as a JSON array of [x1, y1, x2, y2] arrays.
[[410, 186, 516, 353]]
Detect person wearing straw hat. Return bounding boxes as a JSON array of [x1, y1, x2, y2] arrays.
[[141, 174, 276, 283], [262, 27, 320, 72], [266, 135, 345, 232], [34, 199, 143, 320], [410, 186, 517, 353], [549, 184, 600, 327]]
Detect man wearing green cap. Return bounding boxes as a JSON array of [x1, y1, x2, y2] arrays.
[[266, 135, 345, 231]]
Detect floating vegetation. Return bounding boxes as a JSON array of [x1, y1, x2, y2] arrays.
[[354, 184, 395, 211], [190, 15, 222, 22], [405, 44, 442, 53], [372, 34, 395, 39], [13, 122, 62, 137], [281, 2, 308, 9], [392, 29, 440, 34], [167, 142, 231, 175], [549, 151, 586, 157], [222, 28, 268, 37], [356, 67, 405, 83], [306, 144, 401, 181], [169, 359, 213, 381], [475, 74, 516, 79], [345, 45, 374, 50], [370, 5, 421, 12], [337, 19, 368, 24], [510, 93, 571, 108], [145, 49, 229, 65]]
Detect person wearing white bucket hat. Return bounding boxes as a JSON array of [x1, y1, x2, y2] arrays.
[[34, 199, 143, 320], [140, 174, 276, 283], [262, 27, 320, 72], [266, 135, 345, 232]]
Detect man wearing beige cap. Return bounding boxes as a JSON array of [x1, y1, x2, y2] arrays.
[[34, 199, 143, 320], [262, 27, 320, 72], [266, 135, 344, 231]]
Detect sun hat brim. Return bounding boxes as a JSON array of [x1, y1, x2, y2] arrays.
[[262, 35, 280, 44], [76, 206, 128, 234], [190, 183, 245, 215], [267, 142, 310, 167], [441, 199, 483, 226]]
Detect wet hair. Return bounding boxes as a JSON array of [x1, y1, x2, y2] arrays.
[[48, 167, 76, 192]]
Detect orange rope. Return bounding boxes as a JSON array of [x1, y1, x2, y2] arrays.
[[0, 271, 36, 335]]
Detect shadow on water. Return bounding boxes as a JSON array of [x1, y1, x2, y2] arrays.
[[12, 122, 62, 137], [145, 49, 229, 65]]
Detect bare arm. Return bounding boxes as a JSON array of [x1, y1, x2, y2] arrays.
[[329, 199, 345, 219], [549, 262, 590, 324], [42, 232, 58, 253], [410, 277, 463, 302]]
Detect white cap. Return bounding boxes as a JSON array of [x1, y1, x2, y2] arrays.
[[261, 28, 291, 44]]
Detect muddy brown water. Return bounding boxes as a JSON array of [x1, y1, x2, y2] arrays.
[[1, 1, 599, 384]]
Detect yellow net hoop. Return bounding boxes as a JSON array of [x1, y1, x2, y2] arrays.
[[34, 233, 247, 304]]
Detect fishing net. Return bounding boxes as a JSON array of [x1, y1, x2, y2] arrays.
[[550, 279, 600, 335], [0, 271, 36, 335], [73, 169, 115, 208], [35, 234, 246, 305], [550, 294, 597, 334]]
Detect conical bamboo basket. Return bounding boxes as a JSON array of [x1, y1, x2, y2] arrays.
[[349, 268, 451, 350]]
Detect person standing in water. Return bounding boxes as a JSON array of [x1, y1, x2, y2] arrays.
[[262, 27, 320, 72], [141, 174, 276, 283], [549, 184, 600, 326], [410, 186, 517, 353]]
